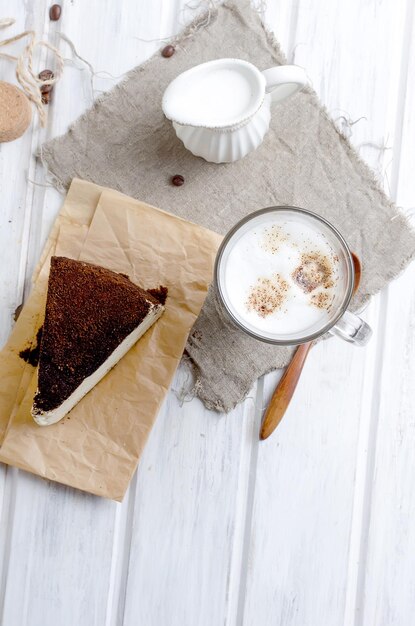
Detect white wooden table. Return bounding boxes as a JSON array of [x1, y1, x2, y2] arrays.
[[1, 1, 414, 624]]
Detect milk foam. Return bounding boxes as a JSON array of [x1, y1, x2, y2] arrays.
[[223, 218, 340, 338]]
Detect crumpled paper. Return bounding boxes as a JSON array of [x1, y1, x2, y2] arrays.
[[0, 179, 221, 500]]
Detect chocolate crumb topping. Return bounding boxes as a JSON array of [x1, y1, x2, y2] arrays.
[[33, 256, 163, 413], [19, 326, 43, 367], [246, 274, 289, 318], [292, 252, 334, 293], [147, 286, 168, 306]]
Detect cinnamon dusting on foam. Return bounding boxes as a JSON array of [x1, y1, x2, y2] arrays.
[[261, 224, 290, 254], [245, 248, 338, 320], [246, 274, 289, 318], [310, 290, 334, 310], [292, 251, 335, 294]]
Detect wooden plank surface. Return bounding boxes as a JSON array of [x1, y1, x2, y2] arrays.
[[243, 1, 415, 625], [0, 0, 414, 624], [357, 2, 415, 624]]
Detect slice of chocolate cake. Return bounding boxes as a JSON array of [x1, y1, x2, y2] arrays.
[[32, 256, 165, 426]]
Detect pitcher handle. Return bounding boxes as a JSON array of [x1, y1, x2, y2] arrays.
[[262, 65, 308, 103]]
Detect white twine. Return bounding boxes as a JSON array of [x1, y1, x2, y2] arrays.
[[0, 18, 64, 127], [0, 18, 15, 28]]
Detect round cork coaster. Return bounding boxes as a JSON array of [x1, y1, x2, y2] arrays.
[[0, 81, 32, 143]]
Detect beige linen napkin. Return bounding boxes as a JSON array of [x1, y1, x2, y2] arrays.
[[41, 0, 415, 411]]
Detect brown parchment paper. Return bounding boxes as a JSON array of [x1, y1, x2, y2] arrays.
[[0, 179, 102, 445], [0, 222, 91, 447], [0, 181, 221, 500]]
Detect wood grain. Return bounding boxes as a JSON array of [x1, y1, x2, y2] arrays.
[[0, 0, 414, 624], [356, 2, 415, 623]]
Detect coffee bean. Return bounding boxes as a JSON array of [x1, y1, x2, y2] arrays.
[[38, 70, 54, 105], [49, 4, 61, 21], [171, 174, 185, 186], [41, 91, 52, 105], [39, 69, 54, 82], [162, 45, 175, 58]]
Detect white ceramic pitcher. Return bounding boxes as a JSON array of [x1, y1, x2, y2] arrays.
[[162, 58, 308, 164]]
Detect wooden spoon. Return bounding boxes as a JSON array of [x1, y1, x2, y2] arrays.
[[260, 253, 361, 440]]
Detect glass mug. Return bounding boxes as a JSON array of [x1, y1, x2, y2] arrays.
[[214, 206, 372, 346]]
